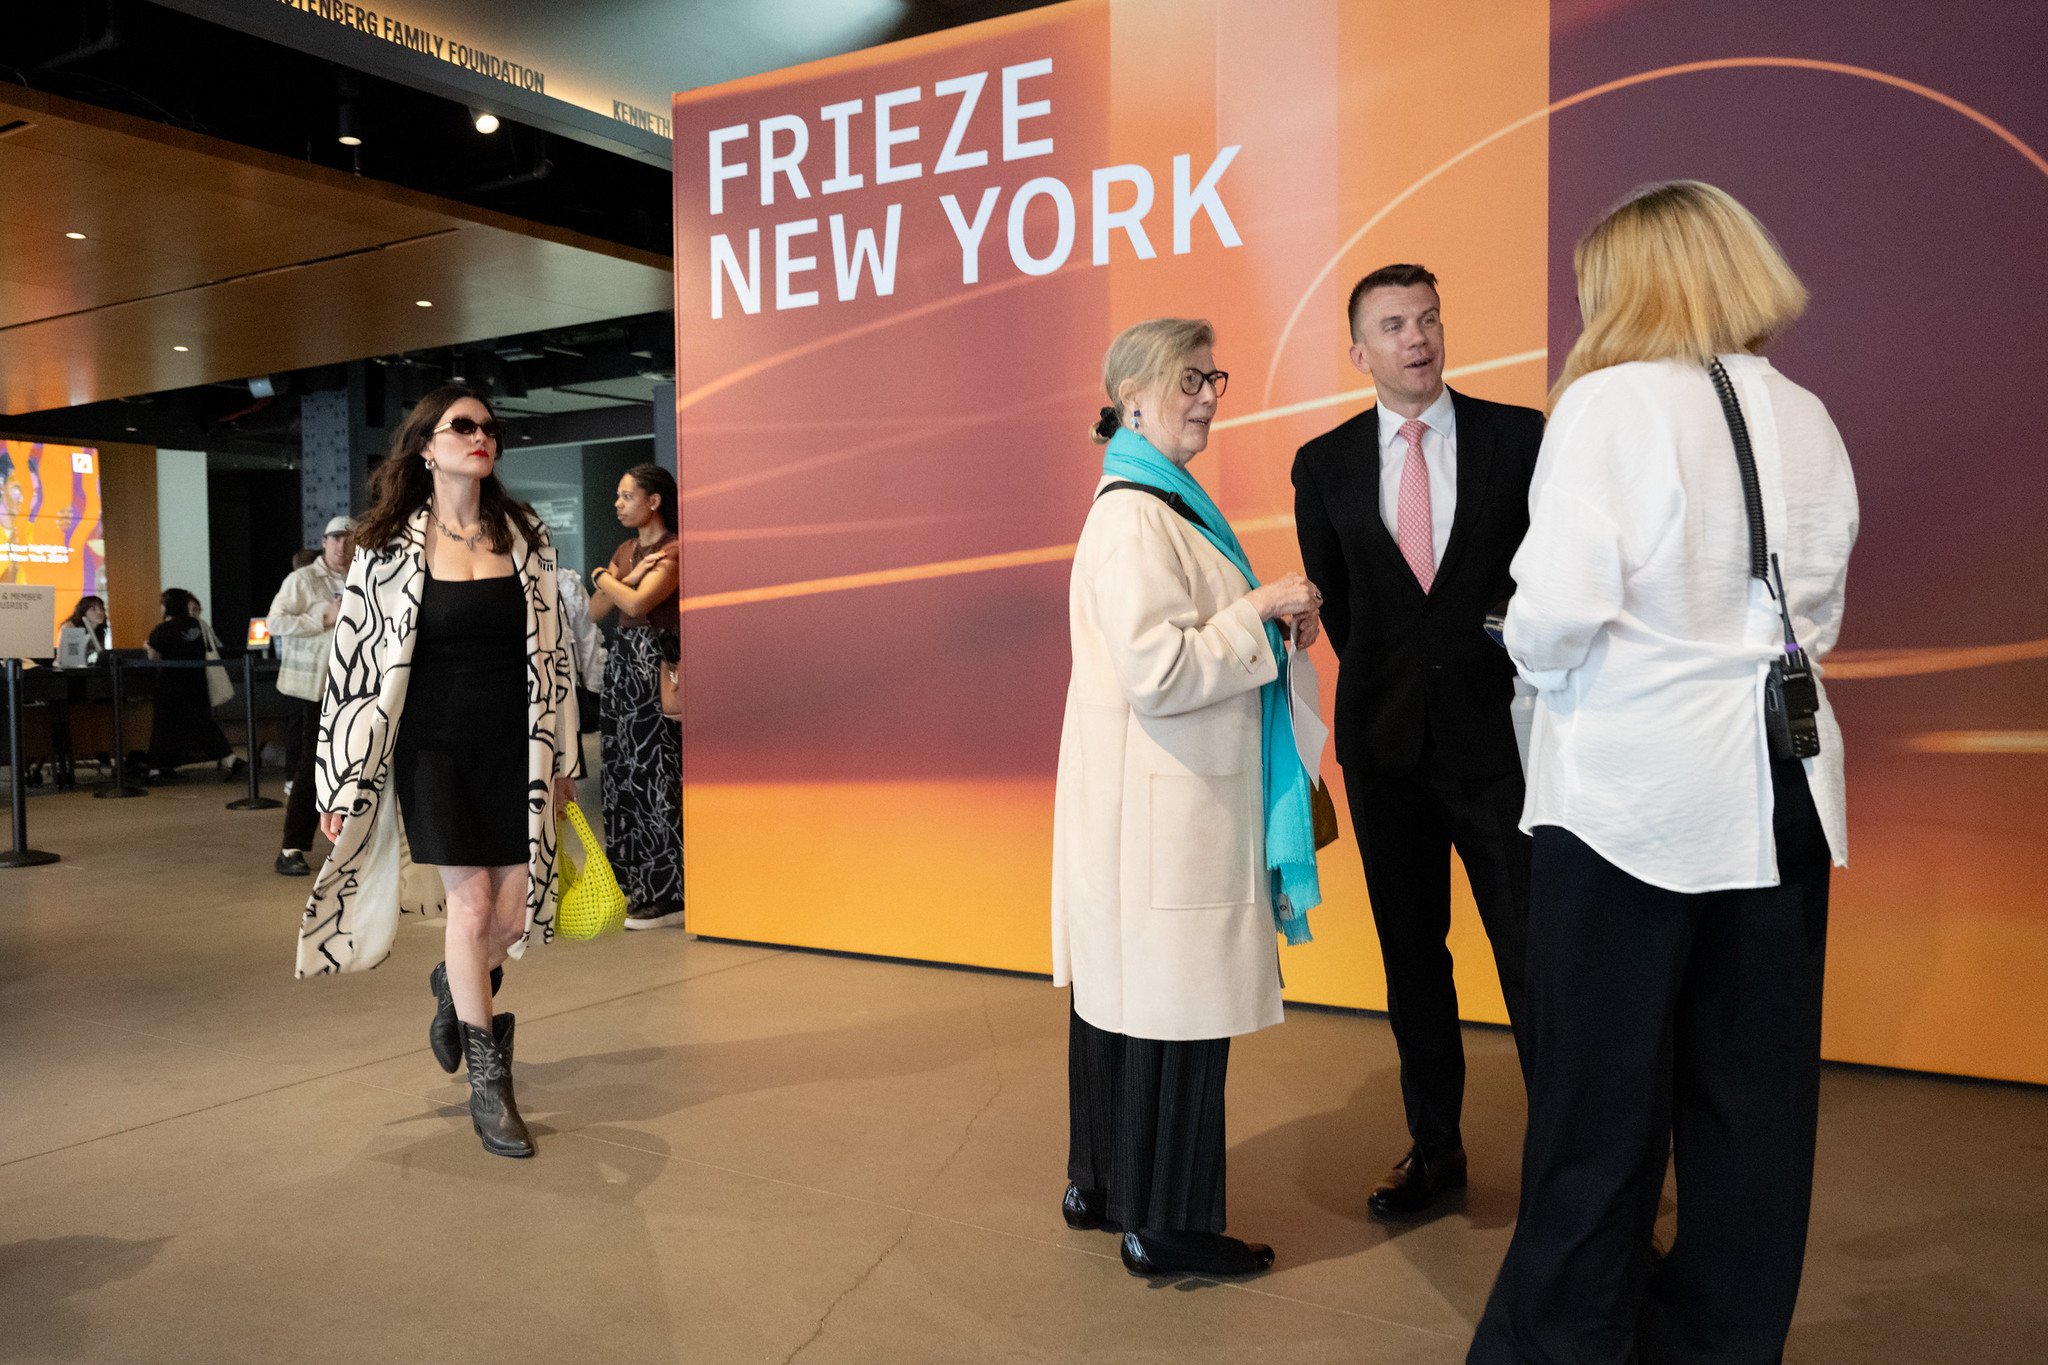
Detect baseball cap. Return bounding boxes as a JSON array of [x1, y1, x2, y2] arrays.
[[323, 516, 356, 537]]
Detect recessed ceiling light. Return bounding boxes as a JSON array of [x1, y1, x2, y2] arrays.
[[65, 231, 87, 240], [415, 299, 433, 308], [338, 134, 363, 147], [470, 108, 500, 135], [173, 345, 190, 352]]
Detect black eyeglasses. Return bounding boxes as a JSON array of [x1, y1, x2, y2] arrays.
[[1179, 367, 1229, 398], [433, 415, 502, 442]]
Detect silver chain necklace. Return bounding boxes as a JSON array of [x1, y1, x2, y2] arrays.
[[429, 503, 488, 552]]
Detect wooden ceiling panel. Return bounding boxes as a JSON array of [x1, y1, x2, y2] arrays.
[[0, 83, 671, 417]]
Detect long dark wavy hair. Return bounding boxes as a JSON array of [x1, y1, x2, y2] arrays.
[[352, 385, 542, 554], [65, 594, 106, 630], [624, 462, 678, 534]]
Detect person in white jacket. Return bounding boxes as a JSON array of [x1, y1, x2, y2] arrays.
[[1051, 317, 1323, 1280], [268, 517, 351, 876], [1470, 182, 1857, 1364]]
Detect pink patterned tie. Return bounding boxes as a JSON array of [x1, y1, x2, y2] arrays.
[[1396, 418, 1435, 592]]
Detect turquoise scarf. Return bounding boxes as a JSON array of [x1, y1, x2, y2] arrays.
[[1102, 427, 1319, 944]]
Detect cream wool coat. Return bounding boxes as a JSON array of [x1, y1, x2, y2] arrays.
[[1051, 482, 1286, 1041], [295, 509, 579, 977]]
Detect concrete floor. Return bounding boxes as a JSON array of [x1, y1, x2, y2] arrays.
[[2, 776, 2045, 1363]]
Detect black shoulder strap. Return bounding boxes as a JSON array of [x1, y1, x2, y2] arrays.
[[1096, 479, 1203, 528], [1706, 360, 1803, 649], [1706, 359, 1769, 581]]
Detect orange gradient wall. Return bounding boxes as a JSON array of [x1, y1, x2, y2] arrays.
[[674, 0, 2048, 1084], [672, 0, 1547, 1031]]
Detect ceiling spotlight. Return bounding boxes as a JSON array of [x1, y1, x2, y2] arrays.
[[470, 107, 500, 134], [337, 103, 362, 147], [65, 230, 87, 240], [173, 345, 190, 352], [415, 299, 433, 308]]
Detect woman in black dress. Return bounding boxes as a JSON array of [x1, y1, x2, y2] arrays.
[[144, 587, 235, 782], [320, 386, 578, 1158]]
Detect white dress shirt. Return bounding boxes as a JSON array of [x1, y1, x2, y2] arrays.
[[1504, 355, 1857, 892], [1376, 386, 1458, 567]]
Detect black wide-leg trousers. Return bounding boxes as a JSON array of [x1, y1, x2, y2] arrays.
[[1345, 746, 1532, 1155], [1468, 758, 1830, 1365], [1067, 1004, 1231, 1235], [281, 697, 321, 853]]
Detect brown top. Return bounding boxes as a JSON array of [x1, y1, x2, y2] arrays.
[[608, 534, 679, 633]]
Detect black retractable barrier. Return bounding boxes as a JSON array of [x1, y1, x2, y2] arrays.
[[1, 659, 61, 869], [92, 653, 146, 799], [225, 652, 280, 811]]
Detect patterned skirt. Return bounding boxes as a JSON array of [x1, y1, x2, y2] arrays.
[[599, 629, 685, 907]]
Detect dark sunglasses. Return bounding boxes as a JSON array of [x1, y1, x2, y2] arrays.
[[1179, 367, 1229, 398], [433, 415, 502, 442]]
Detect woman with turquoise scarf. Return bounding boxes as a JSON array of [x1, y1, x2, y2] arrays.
[[1051, 317, 1327, 1279]]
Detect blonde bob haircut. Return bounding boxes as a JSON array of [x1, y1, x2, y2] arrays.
[[1092, 317, 1215, 444], [1550, 180, 1807, 411]]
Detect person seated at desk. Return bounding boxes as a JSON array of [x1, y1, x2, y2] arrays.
[[56, 595, 108, 669]]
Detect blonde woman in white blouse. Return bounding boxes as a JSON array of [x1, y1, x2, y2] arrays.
[[1469, 183, 1857, 1365]]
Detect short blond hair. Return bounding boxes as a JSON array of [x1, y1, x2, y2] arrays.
[[1092, 317, 1214, 443], [1550, 181, 1807, 410]]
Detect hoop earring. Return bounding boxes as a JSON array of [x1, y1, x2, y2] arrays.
[[423, 459, 437, 471]]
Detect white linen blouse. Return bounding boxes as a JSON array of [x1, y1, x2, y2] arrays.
[[1504, 354, 1858, 892]]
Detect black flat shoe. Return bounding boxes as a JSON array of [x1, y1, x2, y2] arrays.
[[428, 962, 505, 1073], [1367, 1145, 1468, 1217], [1120, 1229, 1275, 1278], [1062, 1183, 1106, 1230]]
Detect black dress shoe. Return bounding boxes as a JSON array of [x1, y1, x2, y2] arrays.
[[1062, 1183, 1106, 1230], [274, 851, 311, 877], [1120, 1229, 1275, 1278], [1367, 1145, 1468, 1217]]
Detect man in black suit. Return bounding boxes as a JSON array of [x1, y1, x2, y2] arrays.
[[1292, 264, 1542, 1217]]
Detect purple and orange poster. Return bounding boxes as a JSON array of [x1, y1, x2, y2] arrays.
[[671, 0, 2048, 1084]]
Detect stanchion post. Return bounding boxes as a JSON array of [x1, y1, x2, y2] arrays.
[[1, 658, 61, 868], [227, 652, 280, 811], [93, 652, 145, 799]]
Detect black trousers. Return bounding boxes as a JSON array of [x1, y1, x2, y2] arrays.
[[1344, 742, 1531, 1154], [1468, 758, 1830, 1365], [1066, 1004, 1231, 1235], [280, 697, 321, 853]]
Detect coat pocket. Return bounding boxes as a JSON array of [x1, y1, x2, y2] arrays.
[[1148, 772, 1255, 909]]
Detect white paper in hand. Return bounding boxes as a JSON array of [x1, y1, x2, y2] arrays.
[[1287, 641, 1329, 777]]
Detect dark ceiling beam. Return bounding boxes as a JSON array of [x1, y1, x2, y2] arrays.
[[145, 0, 670, 168], [501, 403, 654, 451]]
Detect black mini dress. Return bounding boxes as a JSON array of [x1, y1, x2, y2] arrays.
[[392, 572, 529, 867]]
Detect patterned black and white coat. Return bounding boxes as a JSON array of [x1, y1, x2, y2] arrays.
[[295, 507, 580, 977]]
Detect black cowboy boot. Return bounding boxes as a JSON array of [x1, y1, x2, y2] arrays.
[[461, 1019, 533, 1158], [428, 962, 503, 1073]]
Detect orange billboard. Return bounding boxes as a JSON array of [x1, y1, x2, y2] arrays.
[[671, 0, 1550, 1021], [0, 440, 107, 645]]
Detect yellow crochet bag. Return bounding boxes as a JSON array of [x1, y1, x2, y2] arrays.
[[553, 801, 627, 940]]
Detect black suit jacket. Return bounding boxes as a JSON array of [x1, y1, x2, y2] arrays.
[[1292, 389, 1544, 778]]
